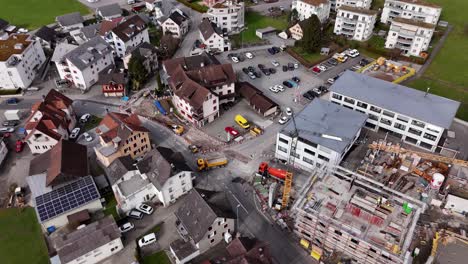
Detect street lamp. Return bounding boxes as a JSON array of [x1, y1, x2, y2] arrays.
[[236, 204, 241, 231]]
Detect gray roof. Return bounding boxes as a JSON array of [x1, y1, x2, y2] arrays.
[[170, 239, 198, 260], [0, 18, 8, 30], [64, 37, 112, 70], [331, 71, 460, 129], [51, 42, 78, 62], [56, 12, 84, 27], [96, 3, 122, 18], [105, 155, 137, 185], [199, 19, 222, 40], [53, 215, 121, 263], [35, 26, 56, 42], [175, 189, 235, 243], [166, 10, 188, 26], [156, 146, 192, 172], [137, 149, 172, 188], [128, 42, 157, 58], [282, 98, 367, 154], [81, 23, 101, 39]]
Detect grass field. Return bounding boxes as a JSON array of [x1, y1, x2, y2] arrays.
[[0, 0, 89, 29], [291, 47, 326, 64], [142, 251, 171, 264], [236, 11, 289, 44], [407, 0, 468, 120], [0, 208, 49, 264]]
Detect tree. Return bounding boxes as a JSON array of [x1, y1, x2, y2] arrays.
[[289, 8, 299, 25], [298, 15, 323, 53], [128, 56, 148, 91]]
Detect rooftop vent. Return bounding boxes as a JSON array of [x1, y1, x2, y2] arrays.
[[14, 43, 23, 50]]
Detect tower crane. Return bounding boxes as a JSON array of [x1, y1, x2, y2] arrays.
[[281, 109, 299, 209]]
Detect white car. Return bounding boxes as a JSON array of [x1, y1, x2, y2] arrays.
[[80, 113, 90, 123], [274, 84, 284, 92], [70, 128, 81, 139], [347, 49, 360, 58], [317, 65, 327, 72], [138, 233, 157, 247], [231, 56, 239, 63], [83, 132, 93, 142], [119, 222, 135, 233], [285, 107, 293, 116], [0, 127, 15, 133], [294, 62, 299, 69], [18, 28, 29, 33], [272, 60, 280, 67], [269, 86, 279, 93], [245, 52, 254, 59], [248, 72, 256, 79], [279, 116, 290, 124], [128, 210, 144, 220], [137, 204, 154, 215]]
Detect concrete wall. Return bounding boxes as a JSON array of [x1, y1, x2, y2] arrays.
[[159, 171, 193, 206], [197, 217, 234, 253], [66, 238, 123, 264]]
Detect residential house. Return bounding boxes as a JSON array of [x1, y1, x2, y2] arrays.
[[99, 70, 126, 97], [96, 3, 123, 21], [289, 21, 306, 40], [170, 189, 235, 264], [334, 0, 372, 10], [204, 0, 224, 6], [198, 19, 231, 52], [26, 140, 102, 230], [334, 6, 377, 41], [123, 42, 158, 72], [276, 98, 367, 171], [238, 82, 278, 117], [34, 26, 57, 49], [56, 12, 84, 31], [161, 9, 189, 38], [145, 0, 162, 11], [24, 90, 76, 154], [329, 71, 460, 152], [110, 15, 150, 58], [162, 54, 236, 127], [205, 1, 245, 34], [51, 42, 78, 82], [62, 37, 114, 90], [94, 112, 151, 167], [0, 139, 8, 166], [0, 34, 46, 89], [71, 23, 101, 45], [385, 17, 435, 57], [51, 215, 123, 264], [381, 0, 442, 25], [292, 0, 331, 23], [225, 237, 273, 264], [97, 18, 123, 44]]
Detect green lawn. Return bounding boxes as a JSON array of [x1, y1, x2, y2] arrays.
[[142, 251, 171, 264], [291, 46, 326, 64], [0, 208, 49, 264], [0, 0, 90, 30], [102, 192, 120, 220], [406, 0, 468, 120], [83, 115, 103, 131], [236, 11, 289, 44]]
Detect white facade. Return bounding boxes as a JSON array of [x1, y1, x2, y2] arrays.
[[289, 23, 304, 40], [161, 18, 188, 38], [156, 171, 193, 207], [66, 55, 114, 89], [111, 28, 150, 58], [65, 238, 123, 264], [330, 91, 444, 152], [0, 35, 46, 89], [42, 199, 103, 230], [0, 140, 8, 166], [173, 92, 219, 127], [292, 0, 331, 23], [26, 130, 63, 154], [334, 7, 377, 41], [381, 0, 442, 25], [199, 30, 231, 52], [385, 18, 434, 57], [335, 0, 372, 10], [205, 1, 245, 33]]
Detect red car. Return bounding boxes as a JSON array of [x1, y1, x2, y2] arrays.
[[15, 140, 23, 153], [225, 127, 240, 137], [312, 66, 322, 74]]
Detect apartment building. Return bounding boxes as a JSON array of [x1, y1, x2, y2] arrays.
[[161, 9, 189, 38], [292, 0, 331, 23], [205, 1, 245, 34], [24, 90, 76, 154], [385, 17, 435, 57], [381, 0, 442, 25], [123, 42, 158, 72], [199, 19, 231, 52], [329, 71, 460, 152], [162, 54, 236, 127], [60, 37, 114, 90], [110, 15, 149, 58], [94, 112, 151, 167], [171, 189, 235, 264], [52, 216, 123, 264], [0, 34, 46, 89], [334, 6, 377, 41], [294, 166, 424, 264], [334, 0, 372, 10], [275, 99, 366, 171]]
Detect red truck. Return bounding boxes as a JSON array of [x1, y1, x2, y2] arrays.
[[258, 162, 287, 180]]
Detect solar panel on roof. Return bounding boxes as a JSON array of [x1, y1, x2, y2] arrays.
[[35, 176, 100, 222]]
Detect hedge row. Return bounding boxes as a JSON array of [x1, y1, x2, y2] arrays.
[[176, 0, 209, 13]]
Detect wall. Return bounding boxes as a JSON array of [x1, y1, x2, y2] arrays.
[[42, 199, 103, 231], [67, 238, 123, 264], [159, 171, 193, 206], [381, 1, 441, 25], [26, 130, 60, 154], [0, 140, 8, 165], [197, 217, 234, 253]]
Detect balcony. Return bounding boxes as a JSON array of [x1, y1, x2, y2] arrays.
[[397, 36, 414, 45], [341, 27, 355, 33], [342, 23, 356, 30]]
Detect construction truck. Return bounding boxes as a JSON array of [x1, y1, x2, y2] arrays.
[[258, 162, 288, 181], [197, 156, 228, 171]]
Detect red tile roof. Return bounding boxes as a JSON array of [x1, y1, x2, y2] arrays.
[[97, 112, 149, 144]]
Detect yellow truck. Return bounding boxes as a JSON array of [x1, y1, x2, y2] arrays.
[[197, 156, 228, 171], [235, 114, 250, 129]]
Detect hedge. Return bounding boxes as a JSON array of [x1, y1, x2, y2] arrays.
[[175, 0, 208, 13], [0, 88, 22, 95]]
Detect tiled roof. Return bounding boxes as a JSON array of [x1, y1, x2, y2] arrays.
[[137, 149, 171, 188], [163, 53, 220, 74], [56, 12, 84, 27], [97, 112, 149, 144], [199, 18, 222, 40], [238, 82, 278, 114], [166, 10, 188, 26], [111, 15, 147, 42], [65, 36, 112, 70], [34, 26, 56, 42]]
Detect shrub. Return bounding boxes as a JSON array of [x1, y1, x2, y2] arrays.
[[0, 88, 22, 95]]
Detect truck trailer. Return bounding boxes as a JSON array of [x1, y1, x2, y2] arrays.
[[4, 110, 23, 121], [197, 156, 228, 171], [258, 162, 287, 180]]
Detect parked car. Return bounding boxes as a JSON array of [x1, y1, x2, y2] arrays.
[[294, 62, 299, 69], [359, 58, 371, 66], [269, 86, 280, 93], [282, 81, 293, 88], [328, 58, 338, 66], [278, 116, 290, 124], [253, 71, 261, 78], [272, 46, 280, 53], [280, 44, 287, 51], [317, 65, 327, 72], [70, 127, 81, 139], [292, 76, 301, 83], [318, 85, 329, 93], [282, 65, 288, 72], [261, 69, 270, 76], [137, 204, 154, 215], [288, 63, 294, 71], [257, 64, 265, 69], [288, 80, 298, 87], [303, 91, 315, 100], [285, 107, 293, 116], [225, 126, 240, 137], [274, 84, 284, 92], [128, 210, 144, 220], [245, 52, 254, 59], [119, 222, 135, 233], [15, 140, 23, 153], [346, 49, 360, 58], [248, 72, 256, 79], [231, 56, 239, 63], [242, 68, 249, 74], [2, 120, 19, 127], [0, 127, 15, 133], [169, 124, 184, 135], [80, 113, 91, 123], [6, 98, 19, 105], [83, 132, 93, 142], [248, 66, 255, 72], [312, 66, 322, 74], [311, 88, 322, 97], [271, 60, 280, 67], [267, 48, 275, 55], [328, 75, 340, 84], [269, 68, 276, 74], [138, 233, 157, 247]]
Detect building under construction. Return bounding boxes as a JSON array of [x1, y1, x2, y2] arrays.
[[293, 166, 425, 264]]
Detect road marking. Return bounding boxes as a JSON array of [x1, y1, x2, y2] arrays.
[[226, 187, 248, 214]]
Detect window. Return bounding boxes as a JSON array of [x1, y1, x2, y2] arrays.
[[304, 148, 315, 156], [397, 115, 409, 123], [368, 114, 378, 121], [344, 97, 355, 104], [411, 120, 425, 128], [357, 101, 368, 109], [291, 152, 300, 158], [423, 133, 437, 141], [405, 136, 418, 144], [169, 187, 173, 193], [370, 106, 381, 113], [382, 110, 395, 118], [394, 123, 406, 131], [303, 157, 314, 165], [380, 117, 392, 126], [332, 93, 342, 100], [278, 146, 287, 153], [350, 238, 359, 244], [210, 239, 215, 243], [420, 142, 433, 150], [408, 127, 422, 136], [278, 136, 289, 144], [318, 155, 329, 162], [334, 230, 342, 236]]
